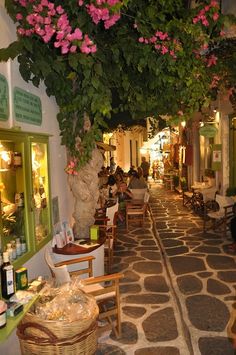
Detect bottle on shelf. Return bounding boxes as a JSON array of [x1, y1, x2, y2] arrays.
[[20, 236, 27, 254], [11, 240, 17, 260], [1, 252, 15, 299], [6, 243, 13, 262], [16, 238, 22, 258]]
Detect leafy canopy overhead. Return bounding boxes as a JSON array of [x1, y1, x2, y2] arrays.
[[1, 0, 236, 171]]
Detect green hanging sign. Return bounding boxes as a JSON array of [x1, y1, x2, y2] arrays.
[[13, 87, 42, 126], [0, 74, 9, 121], [199, 124, 218, 138]]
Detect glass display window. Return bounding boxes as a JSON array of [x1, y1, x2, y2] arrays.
[[0, 129, 52, 268], [0, 138, 27, 263], [31, 141, 50, 245]]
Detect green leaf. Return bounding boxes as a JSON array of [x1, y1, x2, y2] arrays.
[[94, 63, 103, 76], [91, 76, 100, 89], [0, 41, 22, 61]]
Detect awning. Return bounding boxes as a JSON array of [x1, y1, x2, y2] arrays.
[[96, 141, 116, 151]]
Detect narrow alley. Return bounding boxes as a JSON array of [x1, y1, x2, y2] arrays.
[[97, 182, 236, 355]]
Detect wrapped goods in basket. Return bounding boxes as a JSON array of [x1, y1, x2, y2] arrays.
[[17, 278, 99, 355]]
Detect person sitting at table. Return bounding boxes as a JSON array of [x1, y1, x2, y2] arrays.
[[128, 165, 136, 176], [128, 171, 147, 189], [115, 172, 124, 187], [116, 182, 133, 222], [107, 175, 118, 198], [137, 167, 148, 185], [115, 165, 124, 175]]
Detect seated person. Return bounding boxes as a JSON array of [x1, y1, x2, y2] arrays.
[[115, 165, 124, 175], [137, 167, 148, 185], [128, 171, 147, 189], [115, 172, 124, 187], [116, 182, 133, 222], [128, 165, 136, 176], [107, 175, 118, 198]]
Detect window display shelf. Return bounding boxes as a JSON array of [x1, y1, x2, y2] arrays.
[[0, 294, 39, 343], [0, 129, 52, 266]]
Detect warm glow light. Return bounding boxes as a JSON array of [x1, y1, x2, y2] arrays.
[[181, 121, 186, 128], [215, 111, 220, 123], [140, 148, 147, 155], [1, 151, 11, 163]]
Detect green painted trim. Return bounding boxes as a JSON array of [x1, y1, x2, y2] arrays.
[[0, 294, 39, 343]]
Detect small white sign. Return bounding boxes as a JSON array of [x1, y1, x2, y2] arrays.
[[213, 150, 221, 163]]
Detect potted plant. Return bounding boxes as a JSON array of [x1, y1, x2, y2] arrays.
[[180, 177, 187, 191]]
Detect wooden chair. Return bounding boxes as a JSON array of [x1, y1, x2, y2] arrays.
[[99, 220, 117, 274], [45, 247, 123, 338], [182, 189, 195, 208], [203, 194, 235, 238], [126, 191, 150, 230], [95, 201, 119, 274], [129, 188, 148, 201]]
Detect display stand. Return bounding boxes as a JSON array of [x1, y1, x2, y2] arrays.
[[0, 294, 39, 343]]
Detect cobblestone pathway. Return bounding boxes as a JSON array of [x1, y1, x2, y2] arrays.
[[97, 183, 236, 355]]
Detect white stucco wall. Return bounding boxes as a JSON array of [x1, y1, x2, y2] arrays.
[[0, 2, 74, 353]]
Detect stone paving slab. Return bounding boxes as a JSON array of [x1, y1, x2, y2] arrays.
[[97, 183, 236, 355]]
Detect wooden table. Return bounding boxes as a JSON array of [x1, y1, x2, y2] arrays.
[[52, 233, 106, 277]]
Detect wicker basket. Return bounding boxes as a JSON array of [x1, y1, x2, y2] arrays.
[[17, 306, 99, 355]]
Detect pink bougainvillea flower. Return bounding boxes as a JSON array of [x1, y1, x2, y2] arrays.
[[19, 0, 27, 7], [149, 36, 157, 43], [212, 13, 219, 21], [73, 28, 83, 40], [154, 44, 161, 50], [16, 13, 23, 21], [161, 45, 168, 54], [202, 18, 209, 27], [207, 54, 217, 67], [104, 13, 120, 29], [107, 0, 119, 5], [138, 37, 144, 43], [69, 45, 77, 53], [210, 0, 219, 8], [90, 44, 97, 53], [78, 0, 84, 5], [41, 0, 49, 6], [56, 6, 64, 15], [17, 27, 25, 35], [178, 110, 184, 116]]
